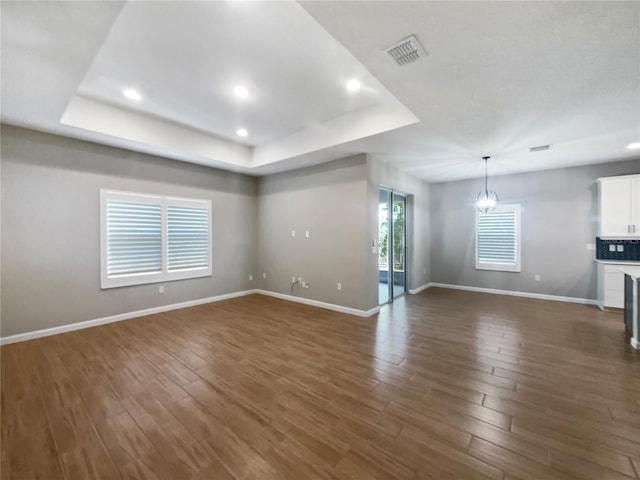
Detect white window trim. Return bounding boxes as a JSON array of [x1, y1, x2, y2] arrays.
[[100, 189, 212, 289], [475, 203, 521, 273]]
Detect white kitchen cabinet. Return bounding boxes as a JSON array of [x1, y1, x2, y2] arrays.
[[598, 174, 640, 237], [597, 262, 640, 309]]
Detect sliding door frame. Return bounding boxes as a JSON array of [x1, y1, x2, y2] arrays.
[[378, 186, 411, 305]]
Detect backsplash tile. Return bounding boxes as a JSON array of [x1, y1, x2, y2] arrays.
[[596, 238, 640, 261]]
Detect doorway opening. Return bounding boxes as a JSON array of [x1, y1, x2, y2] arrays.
[[378, 188, 407, 305]]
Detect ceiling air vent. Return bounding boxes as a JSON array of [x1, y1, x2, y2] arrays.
[[384, 35, 427, 66], [530, 144, 551, 152]]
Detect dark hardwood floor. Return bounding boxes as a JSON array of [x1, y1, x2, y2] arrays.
[[2, 288, 639, 479]]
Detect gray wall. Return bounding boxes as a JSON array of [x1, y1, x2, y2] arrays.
[[1, 126, 258, 337], [257, 155, 370, 311], [430, 158, 640, 300], [4, 123, 637, 337], [367, 159, 431, 310]]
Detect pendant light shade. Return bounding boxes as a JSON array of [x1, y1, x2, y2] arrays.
[[476, 156, 499, 213]]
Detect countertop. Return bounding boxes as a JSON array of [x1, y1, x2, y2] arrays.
[[595, 260, 640, 266]]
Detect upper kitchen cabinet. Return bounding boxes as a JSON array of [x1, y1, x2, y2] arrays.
[[599, 174, 640, 237]]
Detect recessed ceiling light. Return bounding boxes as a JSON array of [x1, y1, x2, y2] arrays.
[[236, 128, 248, 137], [346, 79, 361, 92], [628, 142, 640, 150], [122, 89, 141, 101], [233, 86, 249, 98]]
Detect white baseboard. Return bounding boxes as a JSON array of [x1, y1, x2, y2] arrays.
[[254, 289, 379, 317], [0, 288, 380, 345], [429, 282, 598, 306], [409, 282, 432, 295], [7, 282, 591, 346], [0, 289, 258, 345]]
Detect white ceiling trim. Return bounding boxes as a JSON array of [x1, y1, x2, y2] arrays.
[[252, 101, 417, 167], [60, 94, 418, 172], [61, 96, 253, 169]]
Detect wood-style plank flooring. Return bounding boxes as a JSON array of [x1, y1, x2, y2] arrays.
[[2, 288, 640, 479]]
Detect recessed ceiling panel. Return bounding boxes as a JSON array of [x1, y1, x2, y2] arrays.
[[76, 1, 390, 145]]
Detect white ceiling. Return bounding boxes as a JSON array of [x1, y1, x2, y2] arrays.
[[2, 1, 639, 182], [78, 1, 398, 146]]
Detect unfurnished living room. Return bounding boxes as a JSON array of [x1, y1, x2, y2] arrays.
[[1, 1, 640, 479]]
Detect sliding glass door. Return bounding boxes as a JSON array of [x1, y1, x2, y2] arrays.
[[378, 189, 392, 305], [392, 193, 406, 299], [378, 188, 407, 305]]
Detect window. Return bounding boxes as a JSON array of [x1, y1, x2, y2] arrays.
[[100, 189, 211, 288], [475, 204, 521, 272]]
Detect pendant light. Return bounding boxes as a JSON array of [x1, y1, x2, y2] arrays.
[[475, 156, 499, 213]]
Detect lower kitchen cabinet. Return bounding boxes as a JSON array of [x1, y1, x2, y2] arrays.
[[598, 262, 640, 309]]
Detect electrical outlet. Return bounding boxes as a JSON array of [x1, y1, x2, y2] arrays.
[[249, 274, 253, 281], [337, 283, 342, 291], [534, 274, 541, 282], [617, 245, 624, 252], [292, 276, 296, 283], [262, 272, 267, 279], [586, 243, 595, 251], [305, 230, 310, 238], [291, 230, 296, 237], [158, 285, 165, 294]]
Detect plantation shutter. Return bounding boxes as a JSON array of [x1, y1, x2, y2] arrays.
[[106, 200, 162, 277], [477, 210, 518, 266], [167, 204, 210, 271], [101, 190, 212, 288]]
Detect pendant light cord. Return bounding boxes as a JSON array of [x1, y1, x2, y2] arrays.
[[483, 156, 490, 193], [485, 158, 488, 192]]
